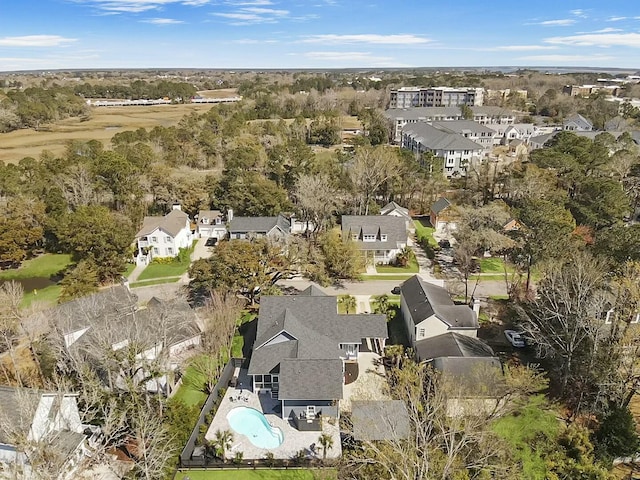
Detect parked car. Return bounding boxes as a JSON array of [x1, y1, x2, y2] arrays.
[[391, 286, 401, 295], [438, 239, 451, 249], [205, 237, 218, 247], [504, 330, 525, 348]]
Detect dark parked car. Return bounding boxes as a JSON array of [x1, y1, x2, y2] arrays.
[[205, 237, 218, 247], [438, 239, 451, 248], [391, 286, 401, 295]]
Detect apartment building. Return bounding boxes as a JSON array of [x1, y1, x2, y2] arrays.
[[401, 123, 484, 177], [385, 106, 516, 142], [389, 87, 484, 109], [430, 121, 495, 151]]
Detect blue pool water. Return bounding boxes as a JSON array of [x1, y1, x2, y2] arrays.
[[226, 407, 284, 449]]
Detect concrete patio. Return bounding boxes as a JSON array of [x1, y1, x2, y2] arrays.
[[341, 352, 389, 412], [205, 368, 341, 461]]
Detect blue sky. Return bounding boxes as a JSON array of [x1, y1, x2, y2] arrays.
[[1, 0, 639, 71]]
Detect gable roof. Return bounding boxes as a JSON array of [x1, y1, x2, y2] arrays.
[[414, 332, 494, 362], [430, 197, 451, 215], [402, 123, 484, 151], [564, 113, 593, 130], [136, 208, 190, 238], [380, 201, 411, 220], [351, 400, 410, 441], [401, 275, 478, 329], [228, 214, 290, 235], [431, 120, 496, 137], [341, 215, 408, 251], [249, 292, 387, 399], [197, 210, 223, 223]]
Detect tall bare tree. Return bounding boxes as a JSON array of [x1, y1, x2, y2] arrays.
[[349, 146, 399, 215]]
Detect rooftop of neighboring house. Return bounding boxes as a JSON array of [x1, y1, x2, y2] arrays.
[[351, 400, 411, 441], [248, 286, 387, 399], [402, 123, 484, 152], [341, 215, 408, 251], [563, 113, 593, 130], [430, 197, 451, 215], [384, 106, 516, 121], [414, 332, 494, 362], [228, 214, 291, 234], [136, 208, 190, 239], [401, 275, 478, 329], [197, 209, 223, 224], [380, 201, 410, 220]]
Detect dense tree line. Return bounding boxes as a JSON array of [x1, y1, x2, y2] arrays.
[[73, 80, 197, 101]]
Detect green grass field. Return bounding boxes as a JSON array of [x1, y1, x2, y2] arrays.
[[479, 257, 515, 274], [129, 277, 180, 289], [375, 257, 419, 274], [174, 469, 337, 480], [22, 285, 62, 308], [413, 220, 439, 249], [137, 261, 190, 281], [0, 254, 72, 280], [173, 357, 209, 408]]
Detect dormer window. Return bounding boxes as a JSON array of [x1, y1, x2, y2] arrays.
[[380, 234, 388, 241], [202, 217, 210, 224], [363, 234, 376, 242], [351, 234, 358, 241]]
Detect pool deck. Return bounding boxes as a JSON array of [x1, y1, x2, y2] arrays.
[[205, 368, 342, 461]]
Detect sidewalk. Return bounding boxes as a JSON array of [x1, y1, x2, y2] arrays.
[[127, 263, 147, 283]]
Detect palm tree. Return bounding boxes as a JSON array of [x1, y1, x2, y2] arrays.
[[339, 295, 357, 314], [318, 433, 334, 461], [212, 429, 234, 462], [373, 294, 390, 315], [395, 246, 415, 267]]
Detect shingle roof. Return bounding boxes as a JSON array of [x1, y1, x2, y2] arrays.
[[414, 332, 494, 362], [384, 106, 516, 121], [402, 123, 483, 151], [380, 201, 410, 219], [249, 292, 387, 399], [0, 386, 40, 444], [431, 120, 496, 136], [564, 113, 593, 130], [351, 400, 410, 441], [278, 359, 344, 400], [341, 215, 408, 251], [136, 208, 190, 238], [228, 214, 290, 235], [430, 197, 451, 215], [198, 210, 223, 223], [400, 275, 478, 329]]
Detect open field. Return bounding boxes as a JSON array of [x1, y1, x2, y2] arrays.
[[0, 254, 72, 280], [0, 104, 214, 163], [197, 88, 241, 99]]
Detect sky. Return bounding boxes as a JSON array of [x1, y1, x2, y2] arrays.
[[0, 0, 639, 71]]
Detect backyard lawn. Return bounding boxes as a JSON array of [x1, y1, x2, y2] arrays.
[[22, 285, 62, 308], [413, 220, 439, 249], [0, 253, 72, 280], [174, 469, 337, 480], [137, 260, 190, 281], [479, 257, 514, 274], [173, 358, 209, 408]]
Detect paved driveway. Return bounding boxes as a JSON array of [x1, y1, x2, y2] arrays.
[[191, 237, 214, 261]]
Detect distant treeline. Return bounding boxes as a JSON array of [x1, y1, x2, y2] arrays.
[[73, 80, 197, 101]]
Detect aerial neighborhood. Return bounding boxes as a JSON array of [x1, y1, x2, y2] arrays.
[[1, 65, 640, 480]]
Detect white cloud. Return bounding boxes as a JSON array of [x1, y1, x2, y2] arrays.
[[570, 9, 588, 18], [213, 5, 289, 24], [225, 0, 273, 4], [590, 28, 622, 33], [302, 34, 430, 45], [0, 35, 77, 47], [492, 45, 558, 51], [535, 19, 576, 26], [142, 17, 184, 24], [519, 54, 615, 62], [545, 32, 640, 48], [70, 0, 209, 13], [608, 16, 627, 22]]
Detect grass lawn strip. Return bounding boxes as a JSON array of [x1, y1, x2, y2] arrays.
[[174, 469, 336, 480], [137, 262, 190, 281], [361, 274, 414, 281], [129, 277, 181, 288], [0, 253, 72, 280], [375, 257, 419, 274], [479, 257, 515, 274], [413, 220, 439, 248]]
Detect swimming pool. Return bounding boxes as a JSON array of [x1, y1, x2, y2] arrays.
[[226, 407, 284, 449]]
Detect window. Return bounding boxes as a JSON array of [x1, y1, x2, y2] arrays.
[[255, 375, 263, 382], [167, 247, 173, 255], [351, 234, 358, 241], [418, 328, 425, 337], [380, 234, 388, 241], [464, 150, 469, 155], [151, 236, 158, 243], [272, 375, 279, 383], [153, 247, 159, 254], [363, 234, 376, 242], [165, 236, 172, 243]]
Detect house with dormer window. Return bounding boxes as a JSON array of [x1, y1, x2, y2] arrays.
[[248, 286, 387, 428], [134, 205, 193, 266], [341, 215, 408, 264], [196, 209, 227, 240]]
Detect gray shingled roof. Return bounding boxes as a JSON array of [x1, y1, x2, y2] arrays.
[[351, 400, 410, 441], [228, 214, 290, 234], [249, 290, 387, 399], [430, 197, 451, 215], [564, 113, 593, 130], [198, 210, 223, 223], [278, 359, 344, 400], [431, 120, 496, 136], [380, 201, 410, 220], [0, 386, 40, 444], [136, 208, 190, 238], [431, 357, 503, 396], [414, 332, 494, 362], [402, 123, 484, 151], [384, 106, 516, 121], [341, 215, 408, 251], [401, 275, 478, 329]]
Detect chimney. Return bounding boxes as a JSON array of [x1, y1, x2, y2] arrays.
[[172, 203, 181, 211], [227, 208, 233, 221], [471, 297, 481, 316]]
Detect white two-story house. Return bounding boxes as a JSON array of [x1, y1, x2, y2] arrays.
[[135, 205, 193, 266], [341, 215, 408, 265]]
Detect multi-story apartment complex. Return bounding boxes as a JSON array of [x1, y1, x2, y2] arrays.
[[389, 87, 484, 109], [384, 106, 516, 142], [401, 123, 484, 177]]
